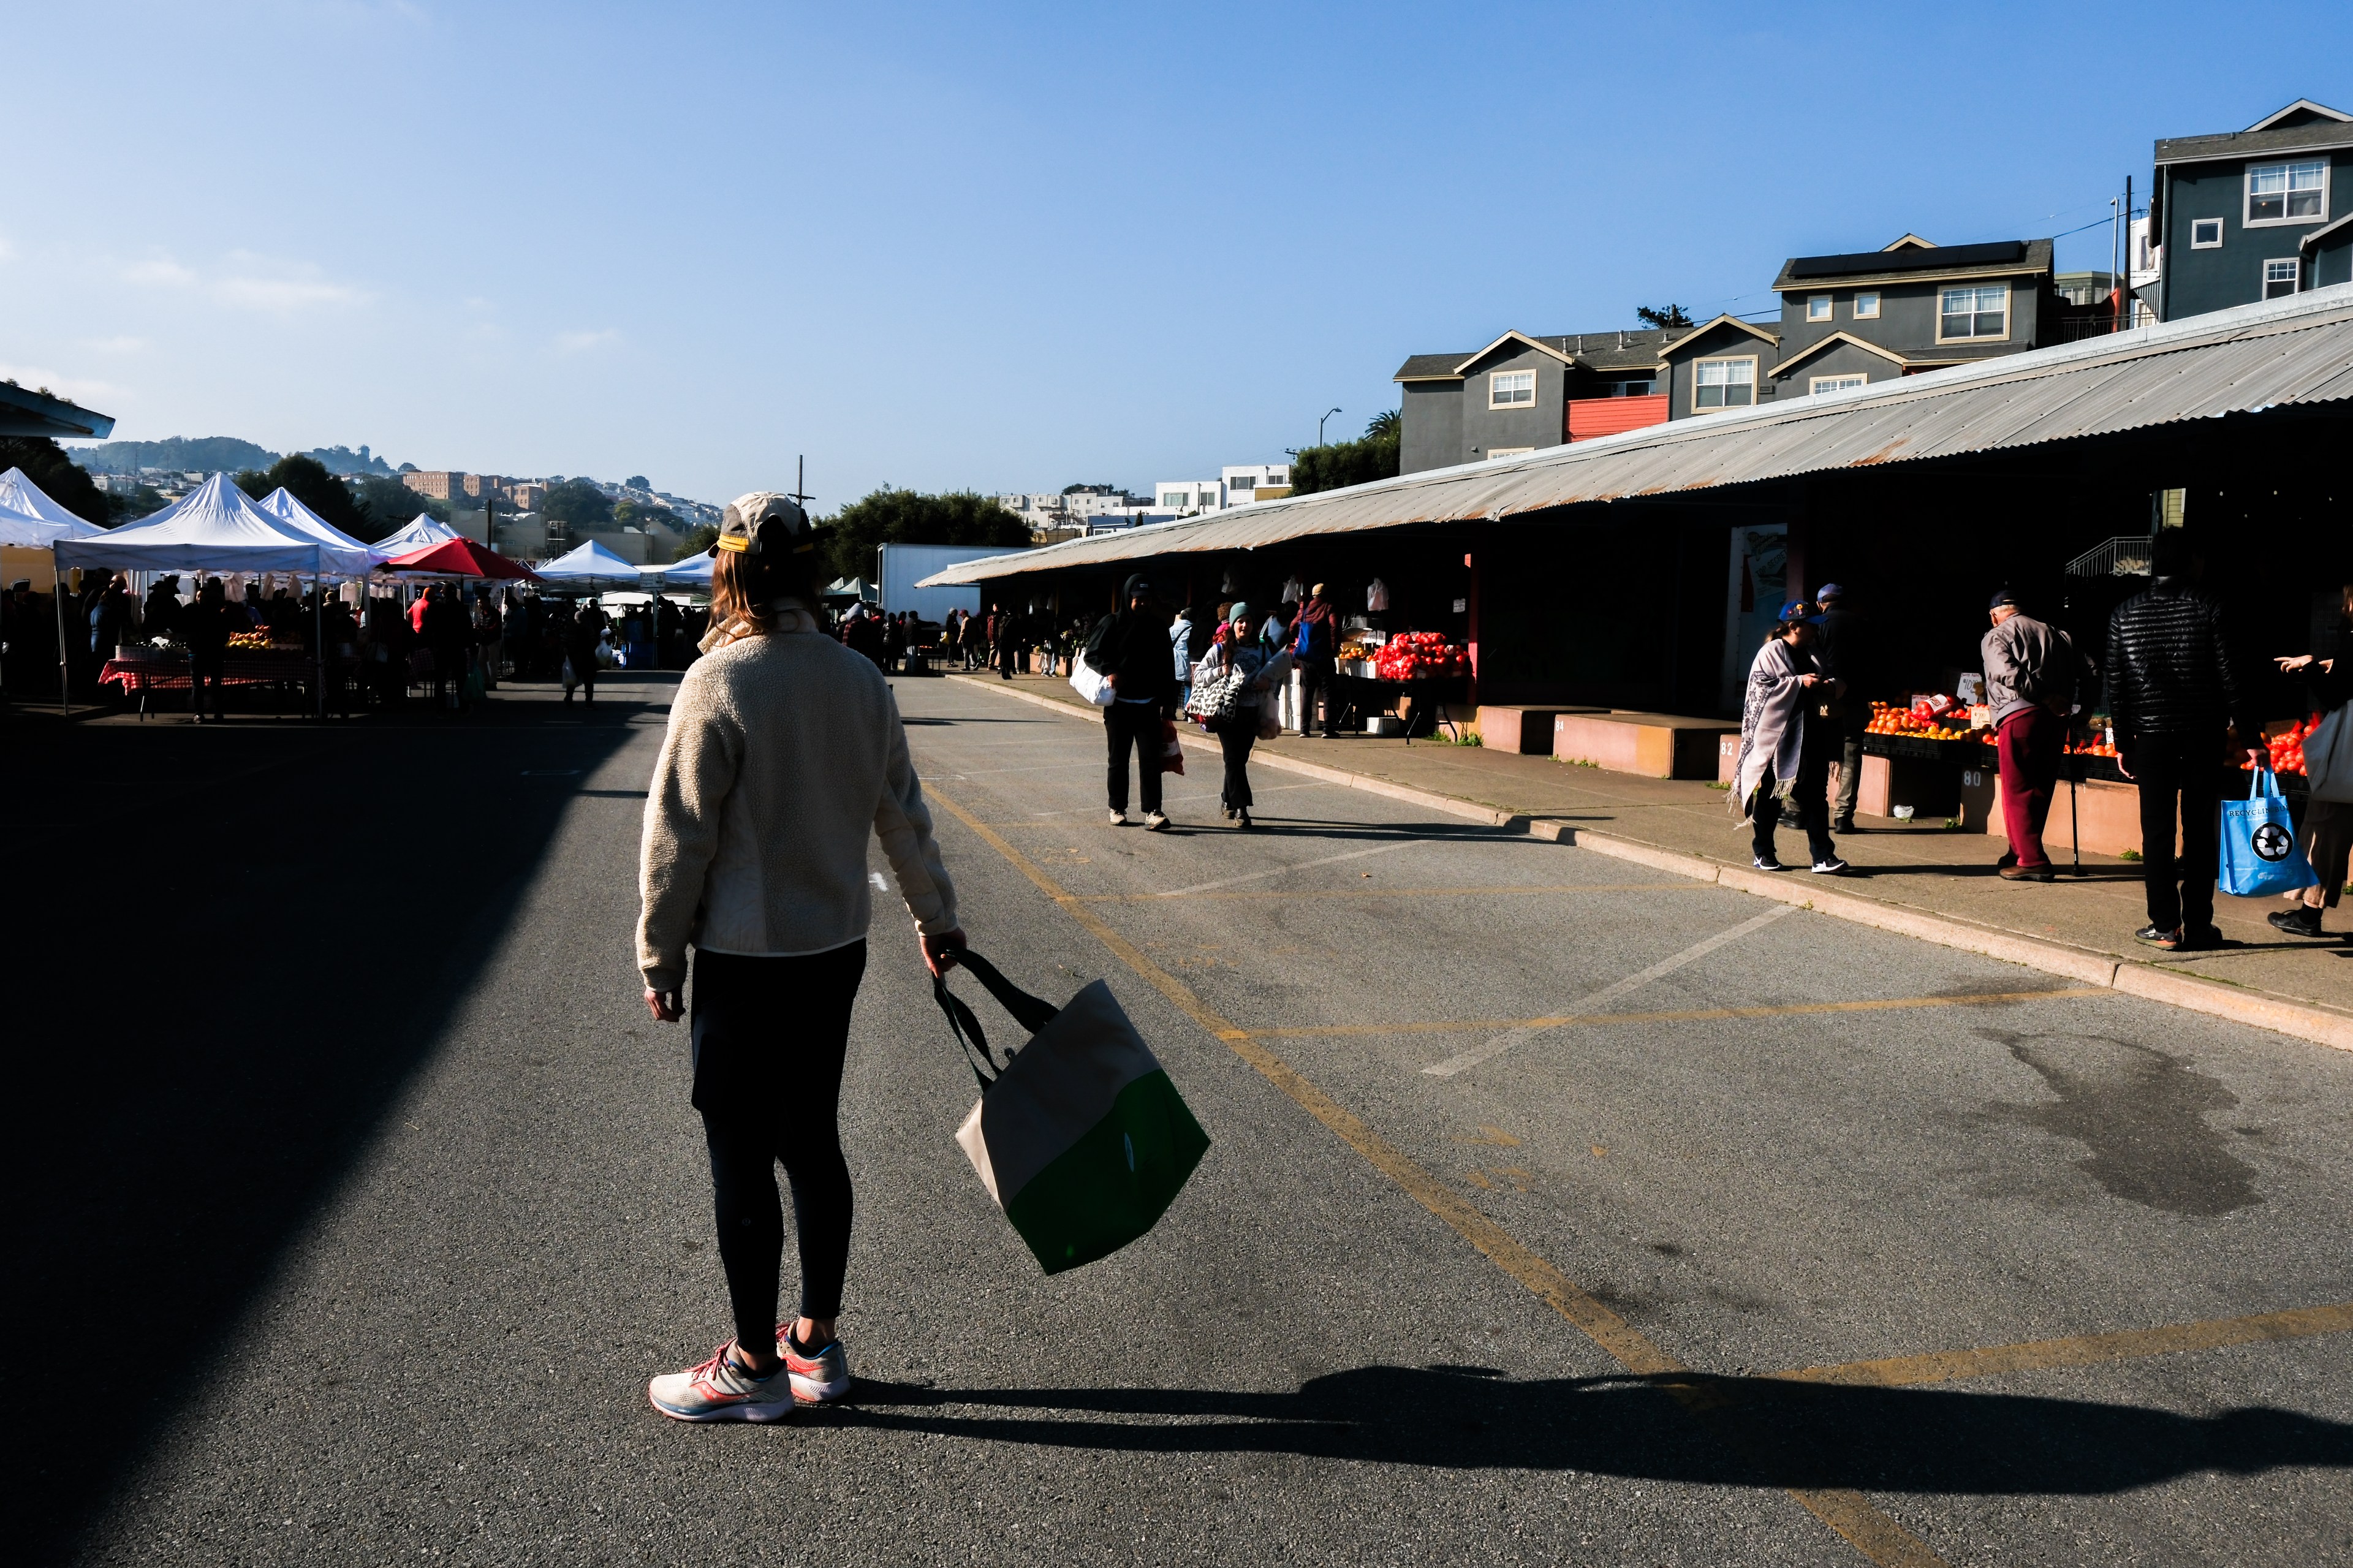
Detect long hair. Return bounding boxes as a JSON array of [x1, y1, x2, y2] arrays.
[[708, 541, 825, 634]]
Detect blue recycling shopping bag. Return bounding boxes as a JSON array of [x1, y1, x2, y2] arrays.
[[2218, 768, 2319, 898]]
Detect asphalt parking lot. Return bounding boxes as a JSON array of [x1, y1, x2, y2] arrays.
[[19, 672, 2352, 1566]]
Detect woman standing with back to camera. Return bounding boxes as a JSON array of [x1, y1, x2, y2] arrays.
[[637, 491, 968, 1423]]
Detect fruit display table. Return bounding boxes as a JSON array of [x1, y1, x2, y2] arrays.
[[99, 651, 321, 718]]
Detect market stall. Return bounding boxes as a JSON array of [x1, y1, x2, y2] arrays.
[[644, 549, 714, 590], [53, 473, 372, 718], [1330, 629, 1473, 740], [535, 539, 643, 593]]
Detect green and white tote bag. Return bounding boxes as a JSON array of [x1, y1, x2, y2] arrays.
[[934, 952, 1210, 1274]]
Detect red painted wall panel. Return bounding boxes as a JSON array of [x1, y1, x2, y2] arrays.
[[1565, 393, 1670, 442]]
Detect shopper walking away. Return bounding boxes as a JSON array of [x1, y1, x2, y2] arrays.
[[565, 599, 606, 704], [2105, 532, 2264, 950], [1982, 588, 2078, 882], [1730, 604, 1845, 874], [991, 605, 1020, 681], [1169, 604, 1195, 707], [1191, 602, 1291, 829], [1812, 584, 1874, 831], [1089, 574, 1178, 828], [2271, 581, 2353, 937], [638, 490, 965, 1424], [1289, 585, 1340, 737]]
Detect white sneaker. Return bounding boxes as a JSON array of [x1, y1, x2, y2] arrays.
[[1144, 811, 1171, 831], [648, 1341, 794, 1423], [1811, 857, 1849, 875], [1107, 809, 1128, 826]]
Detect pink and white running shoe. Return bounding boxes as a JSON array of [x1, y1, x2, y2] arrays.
[[648, 1342, 795, 1423], [778, 1327, 853, 1405]]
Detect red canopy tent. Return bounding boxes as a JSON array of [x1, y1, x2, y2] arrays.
[[381, 539, 541, 579]]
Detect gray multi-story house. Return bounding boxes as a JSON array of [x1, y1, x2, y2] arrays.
[[2153, 99, 2353, 319], [1657, 235, 2059, 419], [1392, 329, 1672, 475]]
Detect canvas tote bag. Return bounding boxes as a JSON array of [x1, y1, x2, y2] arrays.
[[934, 952, 1209, 1274], [2218, 767, 2319, 898]]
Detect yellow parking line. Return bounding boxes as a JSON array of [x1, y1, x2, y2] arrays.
[[1776, 1301, 2353, 1388], [926, 785, 1947, 1568], [1251, 987, 2110, 1039], [1071, 883, 1702, 903]]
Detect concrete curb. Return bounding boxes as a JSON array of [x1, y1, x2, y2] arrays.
[[941, 674, 2353, 1053]]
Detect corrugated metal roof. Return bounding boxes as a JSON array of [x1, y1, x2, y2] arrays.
[[922, 285, 2353, 588]]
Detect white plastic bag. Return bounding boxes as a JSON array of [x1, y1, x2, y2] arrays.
[[1068, 655, 1114, 707], [1368, 577, 1390, 612]]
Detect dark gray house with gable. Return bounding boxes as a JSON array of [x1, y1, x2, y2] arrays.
[[2153, 99, 2353, 319], [1657, 235, 2060, 417], [1393, 329, 1673, 474]]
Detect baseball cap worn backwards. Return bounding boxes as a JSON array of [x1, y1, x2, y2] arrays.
[[718, 492, 815, 556]]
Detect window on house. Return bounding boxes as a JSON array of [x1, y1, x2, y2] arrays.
[[1610, 378, 1656, 396], [1809, 374, 1869, 395], [1853, 291, 1880, 319], [1489, 369, 1536, 407], [2264, 258, 2301, 298], [1692, 358, 1755, 409], [1938, 284, 2008, 339], [2248, 159, 2328, 224], [1806, 295, 1833, 322], [2190, 218, 2223, 248]]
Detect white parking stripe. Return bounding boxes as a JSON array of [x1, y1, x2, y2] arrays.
[[1156, 840, 1414, 898], [1422, 904, 1797, 1077]]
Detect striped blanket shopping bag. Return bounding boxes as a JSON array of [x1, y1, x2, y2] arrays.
[[934, 952, 1209, 1274]]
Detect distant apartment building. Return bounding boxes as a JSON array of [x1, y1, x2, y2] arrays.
[[401, 471, 505, 502], [503, 480, 547, 511], [1154, 480, 1224, 515], [1393, 330, 1674, 474], [2151, 99, 2353, 317], [1221, 463, 1290, 504]]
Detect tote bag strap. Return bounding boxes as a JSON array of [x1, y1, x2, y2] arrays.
[[931, 949, 1062, 1091]]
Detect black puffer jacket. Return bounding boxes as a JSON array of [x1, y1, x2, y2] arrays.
[[2103, 581, 2254, 751], [1088, 607, 1176, 704]]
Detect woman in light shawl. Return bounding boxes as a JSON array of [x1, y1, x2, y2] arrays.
[[1731, 604, 1846, 874]]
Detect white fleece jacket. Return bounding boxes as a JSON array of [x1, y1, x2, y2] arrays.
[[636, 610, 958, 992]]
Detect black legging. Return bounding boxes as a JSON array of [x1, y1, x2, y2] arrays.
[[1219, 717, 1257, 810], [690, 942, 866, 1343]]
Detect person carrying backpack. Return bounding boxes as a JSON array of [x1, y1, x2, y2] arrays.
[[1288, 583, 1340, 738], [1982, 588, 2078, 881], [637, 491, 966, 1423]]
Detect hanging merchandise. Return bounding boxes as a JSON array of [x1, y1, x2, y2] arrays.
[[1280, 574, 1304, 605], [1367, 577, 1390, 612], [1222, 566, 1243, 596]]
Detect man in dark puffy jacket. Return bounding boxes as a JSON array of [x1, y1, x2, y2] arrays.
[[2105, 533, 2265, 950], [1090, 574, 1177, 829]]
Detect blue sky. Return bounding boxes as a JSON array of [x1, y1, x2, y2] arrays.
[[7, 2, 2347, 508]]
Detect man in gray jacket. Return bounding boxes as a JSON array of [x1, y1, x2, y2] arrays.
[[1982, 588, 2074, 881]]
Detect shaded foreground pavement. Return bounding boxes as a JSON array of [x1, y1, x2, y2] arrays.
[[11, 673, 2352, 1566]]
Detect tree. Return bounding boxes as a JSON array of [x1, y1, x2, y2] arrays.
[[0, 436, 114, 526], [821, 488, 1031, 583], [1635, 304, 1694, 330], [625, 474, 650, 489], [234, 453, 372, 537], [542, 477, 614, 531], [344, 474, 445, 539], [678, 523, 719, 561], [1288, 412, 1401, 498]]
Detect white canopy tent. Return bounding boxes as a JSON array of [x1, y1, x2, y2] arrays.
[[536, 538, 643, 591], [52, 473, 369, 716], [0, 466, 103, 537], [367, 511, 463, 560], [256, 487, 384, 569], [0, 491, 84, 547], [644, 548, 714, 588]]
